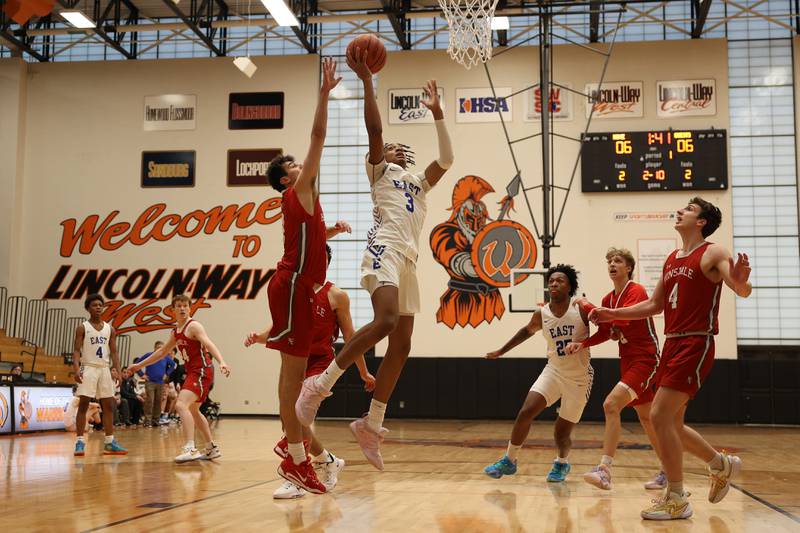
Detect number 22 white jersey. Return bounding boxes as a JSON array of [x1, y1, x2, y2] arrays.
[[365, 157, 431, 262], [82, 320, 111, 368], [541, 298, 591, 380]]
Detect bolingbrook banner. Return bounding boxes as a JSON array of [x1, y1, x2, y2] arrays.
[[228, 92, 284, 130]]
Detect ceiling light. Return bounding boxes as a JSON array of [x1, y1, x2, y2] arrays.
[[491, 16, 509, 31], [60, 10, 96, 29], [260, 0, 300, 27]]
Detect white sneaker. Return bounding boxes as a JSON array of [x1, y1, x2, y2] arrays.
[[273, 480, 307, 499], [645, 470, 667, 490], [314, 454, 345, 491], [175, 445, 203, 463], [203, 444, 222, 460], [641, 490, 693, 520], [708, 454, 742, 503]]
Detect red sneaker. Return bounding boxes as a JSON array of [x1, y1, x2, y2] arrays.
[[278, 456, 327, 494], [273, 436, 311, 459]]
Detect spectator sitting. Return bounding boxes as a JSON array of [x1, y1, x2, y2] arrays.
[[65, 386, 101, 433], [120, 367, 144, 427], [11, 365, 23, 382], [134, 341, 176, 427]]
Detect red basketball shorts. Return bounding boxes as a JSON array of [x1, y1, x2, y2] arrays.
[[655, 335, 716, 399], [305, 352, 334, 379], [183, 368, 214, 403], [265, 269, 315, 357], [619, 355, 658, 406]]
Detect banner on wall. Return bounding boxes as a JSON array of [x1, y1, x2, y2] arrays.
[[614, 211, 676, 222], [0, 386, 10, 434], [456, 88, 512, 123], [637, 238, 677, 297], [14, 386, 73, 432], [526, 84, 572, 122], [141, 151, 195, 187], [584, 82, 643, 118], [657, 79, 716, 117], [227, 149, 282, 186], [143, 94, 196, 131], [229, 92, 284, 130], [388, 87, 445, 124]]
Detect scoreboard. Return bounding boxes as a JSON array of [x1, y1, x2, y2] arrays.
[[581, 129, 728, 192]]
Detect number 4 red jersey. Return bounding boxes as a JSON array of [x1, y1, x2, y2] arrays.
[[662, 242, 722, 335]]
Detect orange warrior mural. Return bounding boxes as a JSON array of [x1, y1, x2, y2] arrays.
[[430, 175, 538, 329]]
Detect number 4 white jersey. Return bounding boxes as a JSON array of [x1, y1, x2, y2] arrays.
[[541, 298, 590, 380], [365, 157, 431, 262], [82, 320, 112, 368]]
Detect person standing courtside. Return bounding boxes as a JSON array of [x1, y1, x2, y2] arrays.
[[134, 341, 175, 427]]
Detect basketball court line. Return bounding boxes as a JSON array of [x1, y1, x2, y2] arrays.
[[730, 483, 800, 524], [79, 478, 278, 532]]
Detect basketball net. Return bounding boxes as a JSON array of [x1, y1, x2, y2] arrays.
[[438, 0, 499, 69]]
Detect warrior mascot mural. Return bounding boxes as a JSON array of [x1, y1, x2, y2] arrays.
[[430, 175, 537, 329]]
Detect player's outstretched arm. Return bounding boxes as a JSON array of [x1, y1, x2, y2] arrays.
[[129, 334, 176, 373], [709, 244, 752, 297], [296, 57, 342, 209], [332, 286, 376, 391], [326, 220, 352, 240], [189, 322, 231, 377], [72, 324, 85, 384], [590, 279, 664, 323], [348, 48, 384, 165], [420, 80, 453, 189], [486, 310, 542, 359]]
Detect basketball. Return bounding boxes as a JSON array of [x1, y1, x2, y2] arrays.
[[347, 34, 387, 73]]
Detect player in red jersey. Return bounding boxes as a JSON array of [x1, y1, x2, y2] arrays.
[[130, 294, 231, 463], [591, 198, 752, 520], [246, 244, 375, 499], [261, 57, 342, 494]]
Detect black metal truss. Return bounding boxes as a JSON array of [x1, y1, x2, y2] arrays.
[[0, 6, 51, 61], [691, 0, 712, 38], [496, 0, 508, 47], [380, 0, 410, 50], [161, 0, 228, 56], [289, 0, 318, 53], [589, 0, 601, 42]]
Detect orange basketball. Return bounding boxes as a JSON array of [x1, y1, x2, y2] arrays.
[[347, 34, 387, 74]]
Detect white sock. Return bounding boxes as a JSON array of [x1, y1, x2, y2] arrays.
[[104, 435, 114, 444], [313, 449, 333, 464], [556, 456, 569, 464], [288, 442, 306, 465], [76, 436, 85, 443], [668, 480, 684, 495], [316, 360, 345, 392], [506, 442, 522, 461], [708, 452, 724, 471], [601, 455, 613, 467], [186, 440, 195, 450], [366, 399, 387, 432]]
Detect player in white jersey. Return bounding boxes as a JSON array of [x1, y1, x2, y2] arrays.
[[295, 47, 455, 470], [484, 265, 593, 482], [72, 293, 127, 456]]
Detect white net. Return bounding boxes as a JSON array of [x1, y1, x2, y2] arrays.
[[437, 0, 499, 69]]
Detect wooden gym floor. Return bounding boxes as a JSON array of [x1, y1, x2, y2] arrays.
[[2, 418, 799, 532]]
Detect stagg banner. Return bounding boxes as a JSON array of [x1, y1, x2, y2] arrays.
[[584, 82, 643, 119], [229, 92, 284, 130], [387, 87, 446, 124], [227, 149, 282, 186], [14, 386, 73, 432], [526, 85, 572, 122], [141, 151, 195, 188], [656, 79, 716, 117], [143, 94, 196, 131], [456, 87, 512, 124]]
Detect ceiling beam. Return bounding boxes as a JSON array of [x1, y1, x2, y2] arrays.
[[589, 0, 600, 42], [160, 0, 224, 56], [381, 0, 410, 50], [691, 0, 712, 38], [290, 0, 317, 53]]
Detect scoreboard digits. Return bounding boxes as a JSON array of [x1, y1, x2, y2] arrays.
[[581, 129, 727, 192]]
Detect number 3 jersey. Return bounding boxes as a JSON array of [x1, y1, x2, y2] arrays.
[[663, 241, 722, 336], [541, 297, 591, 380], [365, 157, 431, 262]]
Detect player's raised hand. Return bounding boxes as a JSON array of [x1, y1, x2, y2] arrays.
[[564, 342, 583, 355], [346, 47, 372, 81], [485, 349, 504, 359], [729, 252, 751, 291], [321, 57, 342, 94], [588, 307, 615, 324], [421, 80, 442, 114], [220, 362, 231, 377]]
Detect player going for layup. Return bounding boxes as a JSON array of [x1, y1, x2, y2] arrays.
[[245, 244, 376, 499], [72, 293, 127, 456], [295, 48, 454, 470], [591, 198, 751, 520], [261, 57, 341, 493], [484, 265, 593, 482], [129, 294, 231, 463]]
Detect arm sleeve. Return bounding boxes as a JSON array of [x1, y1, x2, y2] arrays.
[[581, 323, 613, 348], [434, 119, 454, 170]]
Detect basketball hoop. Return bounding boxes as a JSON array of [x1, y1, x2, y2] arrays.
[[437, 0, 499, 69]]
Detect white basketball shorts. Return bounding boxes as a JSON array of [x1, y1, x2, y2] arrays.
[[530, 363, 594, 424], [360, 245, 420, 316], [76, 365, 115, 400]]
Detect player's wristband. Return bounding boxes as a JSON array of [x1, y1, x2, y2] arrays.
[[434, 119, 454, 169]]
